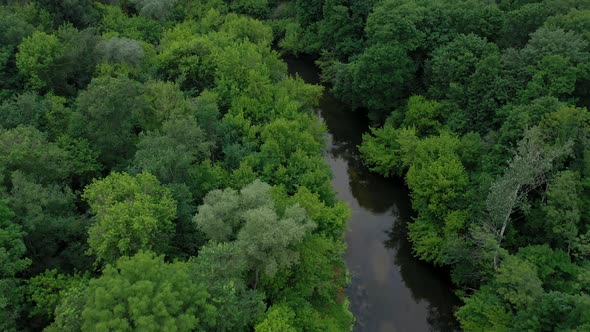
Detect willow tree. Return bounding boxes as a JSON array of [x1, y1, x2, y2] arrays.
[[486, 127, 572, 269]]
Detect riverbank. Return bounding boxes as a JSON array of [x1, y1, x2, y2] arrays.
[[284, 55, 460, 332]]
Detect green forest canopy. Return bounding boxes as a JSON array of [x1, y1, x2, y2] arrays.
[[0, 0, 351, 331], [274, 0, 590, 330], [2, 0, 590, 331]]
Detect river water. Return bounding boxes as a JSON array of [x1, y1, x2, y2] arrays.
[[285, 56, 460, 332]]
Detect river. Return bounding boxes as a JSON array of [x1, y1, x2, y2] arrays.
[[285, 56, 461, 332]]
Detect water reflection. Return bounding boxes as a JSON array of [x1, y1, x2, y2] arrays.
[[285, 56, 460, 332]]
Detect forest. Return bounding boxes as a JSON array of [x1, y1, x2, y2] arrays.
[[1, 0, 589, 331], [273, 0, 590, 330], [0, 0, 353, 331]]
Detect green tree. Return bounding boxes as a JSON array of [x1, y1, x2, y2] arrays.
[[401, 95, 443, 136], [16, 25, 101, 96], [0, 200, 30, 332], [99, 37, 145, 66], [359, 125, 418, 177], [351, 44, 416, 120], [71, 76, 149, 169], [428, 34, 499, 101], [0, 92, 51, 130], [45, 276, 89, 332], [455, 284, 511, 332], [6, 171, 90, 273], [543, 171, 582, 254], [83, 172, 177, 264], [190, 242, 266, 331], [255, 305, 297, 332], [27, 269, 87, 322], [132, 116, 211, 187], [0, 6, 35, 98], [16, 31, 62, 91], [365, 0, 424, 50], [0, 125, 73, 185], [82, 251, 216, 331]]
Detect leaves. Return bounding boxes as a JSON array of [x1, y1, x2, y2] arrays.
[[83, 172, 177, 264]]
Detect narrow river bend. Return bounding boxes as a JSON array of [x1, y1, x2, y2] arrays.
[[285, 56, 460, 332]]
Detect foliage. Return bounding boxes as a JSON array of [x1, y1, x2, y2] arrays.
[[2, 1, 356, 330], [83, 172, 177, 264], [195, 180, 316, 285], [339, 0, 590, 329], [0, 200, 30, 332], [81, 251, 216, 331]]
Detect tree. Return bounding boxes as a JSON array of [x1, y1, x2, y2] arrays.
[[156, 32, 216, 94], [6, 171, 90, 273], [96, 3, 164, 44], [499, 2, 552, 48], [359, 124, 418, 177], [236, 203, 315, 287], [289, 187, 350, 239], [455, 284, 511, 332], [521, 27, 589, 66], [194, 186, 242, 242], [190, 242, 266, 331], [0, 6, 35, 98], [543, 171, 582, 254], [0, 200, 30, 332], [37, 0, 103, 28], [71, 76, 149, 169], [132, 116, 211, 187], [0, 92, 50, 130], [401, 95, 443, 136], [229, 0, 270, 19], [195, 180, 316, 287], [486, 127, 572, 269], [255, 305, 297, 332], [99, 37, 145, 66], [406, 132, 467, 216], [16, 25, 101, 96], [45, 276, 89, 332], [83, 172, 177, 264], [521, 54, 579, 102], [250, 117, 333, 201], [456, 255, 544, 331], [545, 9, 590, 43], [351, 44, 416, 120], [365, 0, 425, 50], [27, 269, 87, 322], [428, 34, 500, 100], [16, 31, 62, 92], [0, 125, 73, 185], [317, 0, 365, 59], [82, 251, 216, 331], [129, 0, 178, 21]]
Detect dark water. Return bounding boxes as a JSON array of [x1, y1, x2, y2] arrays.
[[285, 56, 461, 332]]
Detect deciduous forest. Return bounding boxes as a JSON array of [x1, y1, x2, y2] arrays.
[[1, 0, 589, 331], [275, 0, 590, 330]]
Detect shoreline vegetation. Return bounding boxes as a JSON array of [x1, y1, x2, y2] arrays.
[[272, 0, 590, 330]]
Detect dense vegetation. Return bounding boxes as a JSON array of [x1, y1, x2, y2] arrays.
[[274, 0, 590, 330], [0, 1, 353, 331]]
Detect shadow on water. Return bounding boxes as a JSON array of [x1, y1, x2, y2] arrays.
[[284, 55, 461, 332]]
